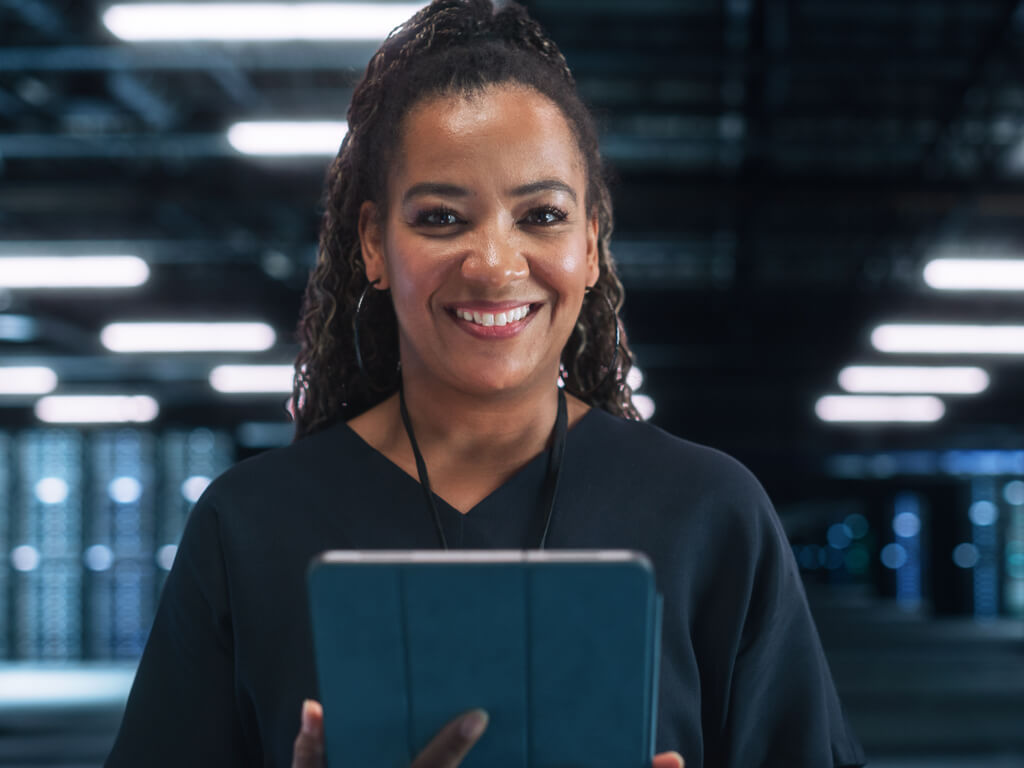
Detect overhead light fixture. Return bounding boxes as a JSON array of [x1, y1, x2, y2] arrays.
[[0, 366, 58, 395], [35, 395, 159, 424], [815, 395, 945, 424], [102, 3, 424, 42], [923, 258, 1024, 291], [871, 324, 1024, 354], [101, 322, 276, 352], [0, 256, 149, 288], [227, 121, 347, 156], [209, 364, 294, 393], [838, 365, 989, 394]]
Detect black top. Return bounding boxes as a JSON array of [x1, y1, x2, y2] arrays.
[[105, 408, 866, 768]]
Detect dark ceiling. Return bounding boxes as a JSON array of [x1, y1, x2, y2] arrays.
[[2, 0, 1024, 501]]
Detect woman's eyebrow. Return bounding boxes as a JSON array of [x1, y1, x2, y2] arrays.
[[401, 182, 470, 204], [508, 179, 577, 203]]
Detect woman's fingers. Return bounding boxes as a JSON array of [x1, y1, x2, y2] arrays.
[[291, 701, 668, 768], [652, 750, 685, 768], [291, 699, 325, 768], [410, 709, 489, 768]]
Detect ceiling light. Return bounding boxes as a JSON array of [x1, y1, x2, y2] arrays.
[[210, 364, 294, 393], [871, 324, 1024, 354], [0, 366, 58, 395], [0, 256, 148, 288], [838, 365, 989, 394], [102, 3, 424, 42], [227, 121, 347, 156], [923, 258, 1024, 291], [35, 395, 159, 424], [101, 322, 276, 352], [815, 395, 945, 424]]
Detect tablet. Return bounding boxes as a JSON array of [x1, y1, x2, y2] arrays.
[[307, 550, 662, 768]]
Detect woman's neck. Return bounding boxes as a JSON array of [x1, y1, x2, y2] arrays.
[[400, 374, 559, 462]]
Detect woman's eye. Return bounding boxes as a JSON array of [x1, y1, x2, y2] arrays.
[[523, 206, 568, 226], [414, 208, 461, 227]]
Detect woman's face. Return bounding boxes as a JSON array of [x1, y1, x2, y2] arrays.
[[359, 84, 599, 399]]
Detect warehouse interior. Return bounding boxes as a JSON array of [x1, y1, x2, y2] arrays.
[[2, 0, 1024, 765]]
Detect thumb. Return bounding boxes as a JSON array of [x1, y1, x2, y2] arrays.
[[411, 709, 489, 768], [653, 751, 685, 768], [291, 699, 325, 768]]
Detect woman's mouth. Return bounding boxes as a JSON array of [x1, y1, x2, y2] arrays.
[[446, 302, 539, 337]]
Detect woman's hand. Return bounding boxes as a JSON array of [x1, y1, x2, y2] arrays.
[[291, 699, 685, 768], [292, 699, 488, 768]]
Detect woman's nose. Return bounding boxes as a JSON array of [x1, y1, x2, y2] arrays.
[[459, 222, 529, 287]]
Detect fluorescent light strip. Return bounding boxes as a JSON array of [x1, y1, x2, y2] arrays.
[[210, 364, 294, 393], [872, 324, 1024, 354], [101, 322, 276, 352], [815, 395, 945, 424], [924, 258, 1024, 291], [838, 365, 989, 394], [102, 3, 424, 41], [0, 256, 148, 288], [227, 121, 347, 156], [0, 366, 58, 395], [35, 395, 159, 424]]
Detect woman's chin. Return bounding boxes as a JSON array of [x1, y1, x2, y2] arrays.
[[444, 368, 553, 399]]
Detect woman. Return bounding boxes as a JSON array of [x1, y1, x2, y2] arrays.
[[106, 2, 866, 767]]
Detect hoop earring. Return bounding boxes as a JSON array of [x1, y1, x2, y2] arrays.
[[353, 278, 398, 392], [571, 287, 621, 397]]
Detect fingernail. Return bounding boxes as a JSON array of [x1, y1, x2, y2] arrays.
[[669, 752, 684, 768], [459, 709, 488, 740]]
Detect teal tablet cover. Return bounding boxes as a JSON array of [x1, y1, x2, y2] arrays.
[[307, 552, 662, 768]]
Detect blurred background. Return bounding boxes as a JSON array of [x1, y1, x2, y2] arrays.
[[2, 0, 1024, 765]]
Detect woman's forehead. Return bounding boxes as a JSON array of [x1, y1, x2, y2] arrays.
[[390, 85, 586, 190]]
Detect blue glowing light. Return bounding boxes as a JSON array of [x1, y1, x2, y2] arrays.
[[827, 523, 853, 550], [880, 543, 908, 569], [107, 476, 143, 505], [844, 513, 870, 539], [952, 542, 980, 569], [893, 510, 921, 538], [968, 500, 999, 527]]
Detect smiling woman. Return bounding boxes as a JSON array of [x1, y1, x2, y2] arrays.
[[358, 85, 598, 408], [104, 2, 865, 768]]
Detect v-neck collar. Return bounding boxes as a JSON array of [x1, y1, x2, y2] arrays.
[[338, 405, 599, 520]]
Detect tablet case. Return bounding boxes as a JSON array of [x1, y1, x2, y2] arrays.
[[307, 551, 662, 768]]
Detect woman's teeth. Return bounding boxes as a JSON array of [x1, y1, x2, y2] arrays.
[[456, 305, 531, 327]]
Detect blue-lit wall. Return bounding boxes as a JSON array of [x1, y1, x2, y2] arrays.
[[0, 428, 232, 661], [794, 461, 1024, 619]]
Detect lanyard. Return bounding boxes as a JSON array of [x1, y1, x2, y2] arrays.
[[398, 386, 568, 550]]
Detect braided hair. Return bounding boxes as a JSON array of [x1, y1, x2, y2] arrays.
[[292, 0, 639, 439]]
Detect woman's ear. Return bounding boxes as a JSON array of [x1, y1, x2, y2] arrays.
[[358, 200, 390, 290], [585, 213, 600, 288]]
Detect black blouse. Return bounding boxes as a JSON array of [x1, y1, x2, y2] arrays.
[[106, 408, 866, 768]]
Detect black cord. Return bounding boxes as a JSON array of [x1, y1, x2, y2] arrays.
[[398, 385, 448, 549]]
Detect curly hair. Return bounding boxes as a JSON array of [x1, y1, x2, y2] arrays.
[[292, 0, 639, 439]]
